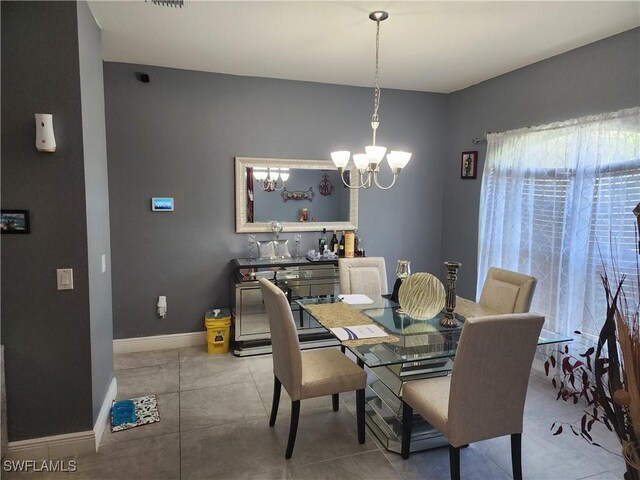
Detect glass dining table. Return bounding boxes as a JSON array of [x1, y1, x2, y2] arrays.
[[296, 295, 572, 454]]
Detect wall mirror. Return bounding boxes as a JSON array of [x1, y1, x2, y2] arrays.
[[235, 156, 359, 233]]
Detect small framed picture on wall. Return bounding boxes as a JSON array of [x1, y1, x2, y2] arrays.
[[460, 151, 478, 179], [1, 210, 30, 234]]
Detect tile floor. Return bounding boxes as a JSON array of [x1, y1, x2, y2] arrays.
[[5, 346, 626, 479]]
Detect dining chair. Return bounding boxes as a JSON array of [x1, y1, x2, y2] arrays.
[[478, 267, 537, 314], [338, 257, 388, 296], [258, 278, 367, 459], [401, 313, 544, 480]]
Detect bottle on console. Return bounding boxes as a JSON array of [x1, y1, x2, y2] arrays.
[[345, 231, 355, 258], [319, 228, 328, 253], [330, 230, 339, 254], [339, 231, 346, 257]]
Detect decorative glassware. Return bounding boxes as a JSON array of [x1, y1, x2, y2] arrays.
[[294, 234, 302, 258], [269, 220, 283, 240], [247, 234, 256, 260], [396, 260, 411, 279], [441, 261, 462, 327], [394, 260, 411, 312]]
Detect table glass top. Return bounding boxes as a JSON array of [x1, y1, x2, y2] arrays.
[[296, 296, 572, 368]]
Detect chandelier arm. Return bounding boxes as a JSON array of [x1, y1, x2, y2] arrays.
[[372, 171, 399, 190], [339, 170, 368, 189]]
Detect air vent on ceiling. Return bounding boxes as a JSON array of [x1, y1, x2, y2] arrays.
[[146, 0, 188, 8]]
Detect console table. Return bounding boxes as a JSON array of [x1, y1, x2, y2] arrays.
[[230, 257, 341, 356]]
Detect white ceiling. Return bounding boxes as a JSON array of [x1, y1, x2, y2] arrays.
[[88, 1, 640, 94]]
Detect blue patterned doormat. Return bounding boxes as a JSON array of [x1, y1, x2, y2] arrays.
[[111, 394, 160, 432]]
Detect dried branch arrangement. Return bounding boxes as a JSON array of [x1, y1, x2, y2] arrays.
[[545, 247, 640, 479]]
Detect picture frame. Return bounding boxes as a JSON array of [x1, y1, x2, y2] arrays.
[[461, 151, 478, 179], [1, 210, 30, 234]]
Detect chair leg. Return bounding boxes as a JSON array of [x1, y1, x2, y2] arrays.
[[356, 388, 365, 444], [340, 345, 346, 353], [285, 400, 300, 459], [511, 433, 522, 480], [449, 445, 461, 480], [401, 401, 413, 459], [332, 393, 339, 411], [269, 376, 281, 427]]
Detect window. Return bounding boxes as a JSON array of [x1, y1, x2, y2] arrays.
[[478, 108, 640, 335]]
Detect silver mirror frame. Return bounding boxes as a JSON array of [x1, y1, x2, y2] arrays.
[[235, 156, 359, 233]]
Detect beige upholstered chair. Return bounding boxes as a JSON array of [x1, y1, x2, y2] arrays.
[[401, 313, 544, 480], [338, 257, 388, 296], [478, 267, 537, 314], [258, 278, 367, 459]]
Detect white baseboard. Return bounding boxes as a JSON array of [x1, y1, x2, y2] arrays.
[[7, 430, 95, 461], [93, 377, 117, 450], [113, 331, 205, 354]]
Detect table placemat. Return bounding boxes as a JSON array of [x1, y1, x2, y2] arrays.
[[454, 296, 500, 319], [305, 302, 399, 346]]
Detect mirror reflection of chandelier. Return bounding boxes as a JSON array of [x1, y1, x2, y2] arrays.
[[331, 11, 412, 190], [254, 167, 290, 192]]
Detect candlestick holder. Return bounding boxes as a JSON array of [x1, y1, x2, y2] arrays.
[[270, 220, 283, 240], [441, 261, 462, 327], [294, 234, 302, 258], [247, 234, 256, 260]]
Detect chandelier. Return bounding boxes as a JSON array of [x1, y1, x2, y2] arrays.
[[331, 11, 412, 190], [253, 168, 290, 192]]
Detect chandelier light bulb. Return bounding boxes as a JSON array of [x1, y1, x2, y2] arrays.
[[353, 154, 369, 170], [331, 151, 351, 169], [254, 170, 268, 181], [387, 151, 412, 169], [279, 171, 290, 182], [365, 146, 387, 165]]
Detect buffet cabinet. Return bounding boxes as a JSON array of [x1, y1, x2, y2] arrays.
[[230, 258, 340, 356]]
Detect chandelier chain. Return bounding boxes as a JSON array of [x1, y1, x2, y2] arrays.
[[373, 19, 381, 119]]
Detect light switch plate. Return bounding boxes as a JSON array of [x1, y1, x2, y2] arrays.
[[57, 268, 73, 290], [101, 254, 106, 273]]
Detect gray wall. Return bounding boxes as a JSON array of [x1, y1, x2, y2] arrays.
[[441, 27, 640, 299], [1, 0, 113, 441], [77, 0, 114, 422], [104, 64, 447, 338]]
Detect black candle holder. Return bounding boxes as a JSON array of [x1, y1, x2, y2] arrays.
[[441, 261, 462, 327]]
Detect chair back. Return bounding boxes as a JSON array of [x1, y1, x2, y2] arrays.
[[447, 313, 544, 446], [259, 278, 303, 400], [479, 267, 537, 314], [338, 257, 388, 296]]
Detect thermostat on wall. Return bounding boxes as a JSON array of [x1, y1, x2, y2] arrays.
[[151, 197, 174, 211]]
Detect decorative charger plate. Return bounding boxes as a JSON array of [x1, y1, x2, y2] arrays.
[[398, 273, 446, 320]]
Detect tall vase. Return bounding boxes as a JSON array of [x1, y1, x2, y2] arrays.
[[440, 261, 462, 328]]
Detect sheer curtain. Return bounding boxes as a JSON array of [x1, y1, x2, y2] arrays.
[[477, 107, 640, 335]]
